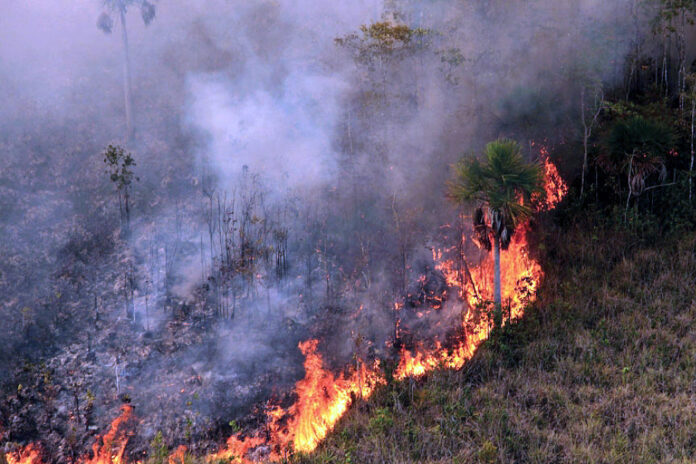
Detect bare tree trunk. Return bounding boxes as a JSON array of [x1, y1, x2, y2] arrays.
[[120, 8, 134, 143], [123, 186, 131, 238], [144, 282, 149, 331], [691, 98, 695, 202], [493, 234, 502, 329], [581, 88, 587, 196], [625, 152, 634, 221], [661, 35, 668, 96], [678, 12, 687, 109], [581, 86, 602, 197]]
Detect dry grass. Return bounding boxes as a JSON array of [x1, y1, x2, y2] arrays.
[[292, 224, 696, 463]]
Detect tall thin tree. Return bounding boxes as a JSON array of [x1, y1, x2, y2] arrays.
[[97, 0, 156, 142]]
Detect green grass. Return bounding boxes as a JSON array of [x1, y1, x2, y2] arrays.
[[291, 222, 696, 463]]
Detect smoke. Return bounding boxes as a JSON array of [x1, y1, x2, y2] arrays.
[[0, 0, 647, 458], [186, 71, 344, 192]]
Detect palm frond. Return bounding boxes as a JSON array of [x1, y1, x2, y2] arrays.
[[448, 138, 544, 241]]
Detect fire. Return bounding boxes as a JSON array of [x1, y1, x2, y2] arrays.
[[168, 446, 187, 464], [269, 340, 383, 453], [395, 145, 565, 380], [537, 145, 568, 211], [211, 339, 384, 461], [4, 155, 566, 464], [2, 406, 134, 464], [84, 404, 134, 464], [5, 444, 42, 464], [394, 227, 539, 379]]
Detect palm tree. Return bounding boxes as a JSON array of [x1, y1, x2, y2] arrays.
[[448, 139, 544, 329], [97, 0, 156, 143]]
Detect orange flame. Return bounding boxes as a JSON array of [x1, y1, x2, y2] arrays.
[[3, 406, 134, 464], [5, 443, 42, 464], [270, 340, 383, 454], [396, 225, 541, 380], [211, 339, 384, 461], [168, 445, 187, 464], [537, 145, 568, 211], [84, 404, 134, 464], [394, 146, 566, 380], [207, 434, 267, 464], [4, 156, 566, 464]]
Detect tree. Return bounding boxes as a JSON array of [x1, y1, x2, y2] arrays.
[[684, 73, 696, 201], [607, 116, 674, 218], [97, 0, 156, 142], [103, 144, 138, 237], [651, 0, 696, 103], [580, 82, 604, 197], [561, 28, 607, 197], [335, 20, 431, 103], [448, 139, 544, 329]]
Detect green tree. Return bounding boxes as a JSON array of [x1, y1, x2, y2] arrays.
[[448, 139, 544, 329], [97, 0, 156, 142], [103, 144, 138, 236]]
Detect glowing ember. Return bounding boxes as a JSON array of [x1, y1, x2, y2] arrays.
[[5, 158, 566, 464]]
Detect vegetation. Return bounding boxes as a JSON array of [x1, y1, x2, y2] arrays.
[[448, 139, 544, 328], [103, 144, 138, 235]]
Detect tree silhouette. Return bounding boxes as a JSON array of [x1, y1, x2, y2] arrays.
[[97, 0, 156, 142]]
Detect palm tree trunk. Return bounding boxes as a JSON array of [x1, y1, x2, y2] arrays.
[[120, 7, 134, 142], [493, 234, 502, 329]]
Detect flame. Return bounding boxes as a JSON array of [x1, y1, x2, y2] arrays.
[[5, 444, 42, 464], [168, 446, 187, 464], [208, 434, 267, 464], [5, 155, 566, 464], [537, 145, 568, 211], [270, 340, 383, 453], [3, 406, 134, 464], [211, 339, 384, 461], [395, 225, 541, 379], [84, 404, 134, 464], [395, 145, 566, 380]]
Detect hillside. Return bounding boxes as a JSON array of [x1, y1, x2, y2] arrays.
[[294, 219, 696, 463]]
